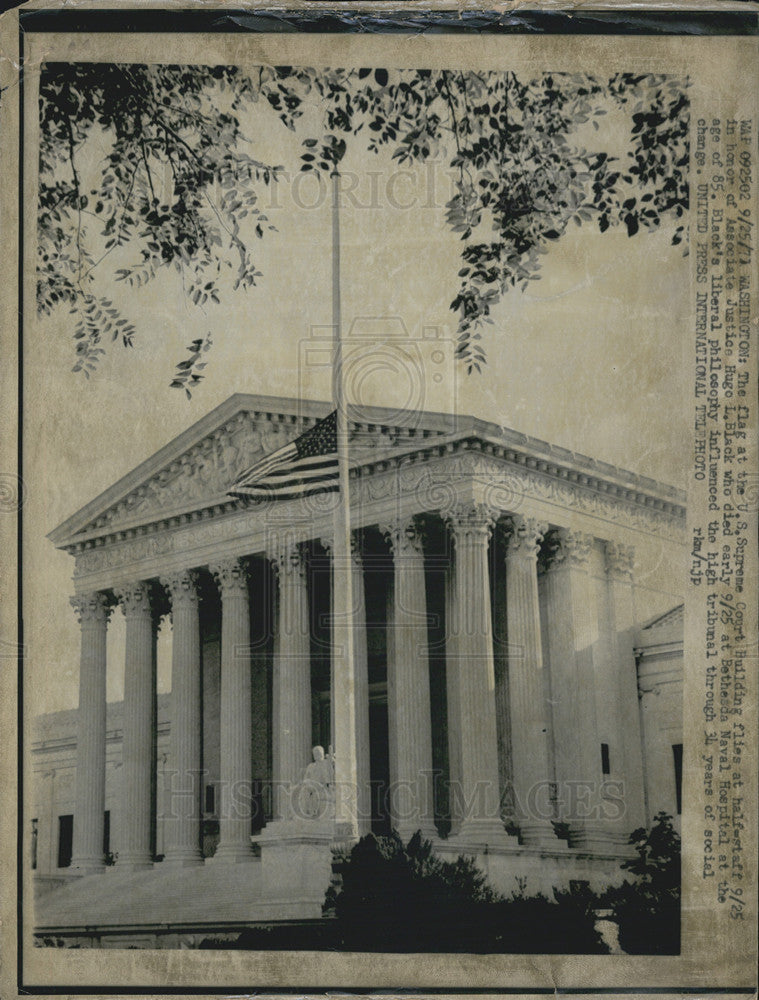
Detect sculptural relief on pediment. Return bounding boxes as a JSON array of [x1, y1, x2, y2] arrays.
[[82, 412, 299, 534], [78, 411, 440, 537]]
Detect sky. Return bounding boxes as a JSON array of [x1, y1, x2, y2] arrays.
[[23, 65, 691, 714]]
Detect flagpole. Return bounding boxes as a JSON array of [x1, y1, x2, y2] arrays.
[[330, 168, 359, 840]]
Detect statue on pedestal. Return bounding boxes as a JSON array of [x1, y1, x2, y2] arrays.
[[297, 745, 335, 820]]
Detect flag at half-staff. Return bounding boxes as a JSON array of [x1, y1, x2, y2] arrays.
[[227, 409, 338, 501]]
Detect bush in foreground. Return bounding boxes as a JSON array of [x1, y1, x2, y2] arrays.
[[606, 812, 681, 955], [328, 830, 607, 953]]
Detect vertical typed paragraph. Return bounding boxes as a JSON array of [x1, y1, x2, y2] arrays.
[[692, 116, 755, 922]]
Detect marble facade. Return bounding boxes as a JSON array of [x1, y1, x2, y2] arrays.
[[34, 393, 686, 940]]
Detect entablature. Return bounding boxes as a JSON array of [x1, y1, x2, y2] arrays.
[[69, 437, 686, 595]]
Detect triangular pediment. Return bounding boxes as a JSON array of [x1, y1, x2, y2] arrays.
[[48, 394, 454, 548]]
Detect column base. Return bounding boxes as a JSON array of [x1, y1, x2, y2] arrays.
[[568, 824, 619, 852], [446, 818, 519, 850], [116, 856, 154, 872], [207, 843, 256, 864], [518, 821, 567, 850], [161, 850, 204, 868]]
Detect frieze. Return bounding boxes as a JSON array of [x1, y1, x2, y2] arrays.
[[174, 513, 254, 551], [74, 533, 175, 576], [357, 454, 685, 541]]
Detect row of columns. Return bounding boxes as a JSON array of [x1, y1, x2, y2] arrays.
[[70, 504, 643, 872]]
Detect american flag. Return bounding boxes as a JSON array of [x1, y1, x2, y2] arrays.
[[228, 410, 339, 500]]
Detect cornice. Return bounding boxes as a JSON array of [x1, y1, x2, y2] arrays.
[[635, 640, 684, 661]]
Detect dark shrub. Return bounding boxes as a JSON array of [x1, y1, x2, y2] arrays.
[[606, 812, 681, 954], [329, 830, 607, 953], [491, 882, 607, 954], [330, 830, 498, 951]]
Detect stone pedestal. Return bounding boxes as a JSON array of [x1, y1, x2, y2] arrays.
[[162, 570, 203, 867], [116, 582, 155, 871], [209, 559, 254, 863], [70, 592, 111, 874], [383, 518, 436, 841], [255, 819, 334, 911]]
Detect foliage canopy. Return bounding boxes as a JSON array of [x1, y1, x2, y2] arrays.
[[38, 62, 689, 389]]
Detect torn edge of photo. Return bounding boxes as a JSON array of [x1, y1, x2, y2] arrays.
[[0, 1, 757, 998]]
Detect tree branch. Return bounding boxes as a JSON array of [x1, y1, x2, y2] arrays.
[[64, 115, 85, 291], [141, 138, 157, 203]]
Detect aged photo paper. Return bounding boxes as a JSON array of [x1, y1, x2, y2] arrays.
[[0, 2, 757, 998]]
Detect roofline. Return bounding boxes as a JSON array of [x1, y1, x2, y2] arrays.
[[638, 603, 685, 631]]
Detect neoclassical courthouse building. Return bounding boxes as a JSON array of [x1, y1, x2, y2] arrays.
[[32, 393, 685, 947]]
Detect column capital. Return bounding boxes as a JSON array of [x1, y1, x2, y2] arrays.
[[162, 568, 200, 608], [70, 591, 112, 626], [446, 502, 498, 545], [321, 532, 365, 564], [381, 516, 425, 558], [115, 581, 152, 619], [605, 541, 635, 580], [269, 540, 306, 579], [210, 557, 249, 597], [501, 515, 548, 561], [542, 528, 594, 570]]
